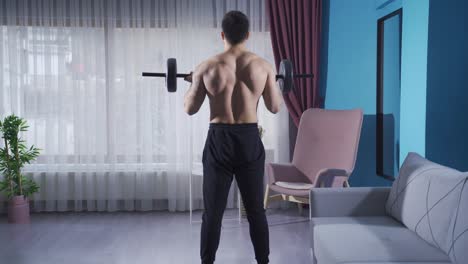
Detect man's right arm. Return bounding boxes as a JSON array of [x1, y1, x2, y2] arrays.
[[262, 63, 283, 114]]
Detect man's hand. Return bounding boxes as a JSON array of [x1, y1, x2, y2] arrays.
[[184, 72, 193, 83]]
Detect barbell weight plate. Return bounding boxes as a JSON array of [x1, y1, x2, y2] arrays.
[[278, 59, 294, 93], [167, 58, 177, 93]]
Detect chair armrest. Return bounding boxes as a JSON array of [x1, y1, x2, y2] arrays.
[[315, 168, 350, 187], [265, 163, 310, 186], [309, 187, 390, 217]]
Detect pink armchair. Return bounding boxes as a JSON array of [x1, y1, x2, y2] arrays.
[[264, 108, 363, 218]]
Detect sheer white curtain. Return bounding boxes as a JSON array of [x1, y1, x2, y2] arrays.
[[0, 0, 289, 212]]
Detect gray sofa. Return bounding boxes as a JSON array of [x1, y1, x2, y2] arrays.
[[309, 153, 468, 264]]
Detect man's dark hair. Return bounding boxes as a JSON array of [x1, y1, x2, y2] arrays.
[[222, 11, 250, 45]]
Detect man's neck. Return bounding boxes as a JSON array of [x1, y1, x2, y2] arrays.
[[224, 43, 247, 53]]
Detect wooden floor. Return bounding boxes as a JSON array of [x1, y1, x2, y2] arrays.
[[0, 209, 312, 264]]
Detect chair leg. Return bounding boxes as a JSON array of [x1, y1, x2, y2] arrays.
[[344, 180, 350, 188], [263, 185, 270, 209]]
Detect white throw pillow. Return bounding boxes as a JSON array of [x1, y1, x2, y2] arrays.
[[386, 152, 466, 254]]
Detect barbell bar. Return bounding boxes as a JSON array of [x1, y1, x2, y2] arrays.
[[142, 58, 313, 93]]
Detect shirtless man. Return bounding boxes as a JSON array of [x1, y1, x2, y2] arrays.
[[183, 11, 283, 264]]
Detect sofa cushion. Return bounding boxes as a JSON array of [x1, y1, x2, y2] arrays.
[[447, 177, 468, 264], [385, 152, 466, 253], [312, 216, 451, 264]]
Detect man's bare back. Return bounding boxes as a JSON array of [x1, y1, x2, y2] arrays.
[[183, 47, 283, 123]]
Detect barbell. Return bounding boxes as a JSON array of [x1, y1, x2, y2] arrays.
[[142, 58, 313, 93]]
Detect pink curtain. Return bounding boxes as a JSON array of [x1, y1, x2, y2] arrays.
[[266, 0, 322, 127]]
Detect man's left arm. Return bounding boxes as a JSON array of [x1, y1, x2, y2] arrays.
[[184, 65, 207, 115]]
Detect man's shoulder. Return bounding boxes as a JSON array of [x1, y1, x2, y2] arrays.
[[245, 55, 273, 74], [198, 55, 224, 69], [240, 52, 271, 68], [194, 59, 216, 74], [252, 56, 271, 68]]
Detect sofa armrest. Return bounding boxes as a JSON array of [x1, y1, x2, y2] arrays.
[[309, 187, 390, 217], [266, 163, 310, 185]]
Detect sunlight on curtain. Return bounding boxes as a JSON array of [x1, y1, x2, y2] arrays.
[[0, 0, 289, 212]]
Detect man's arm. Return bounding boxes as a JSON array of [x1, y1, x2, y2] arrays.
[[184, 65, 207, 115], [262, 63, 283, 114]]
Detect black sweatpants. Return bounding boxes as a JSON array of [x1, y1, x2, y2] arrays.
[[200, 123, 269, 264]]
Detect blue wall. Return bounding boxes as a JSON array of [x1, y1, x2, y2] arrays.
[[323, 0, 377, 114], [321, 0, 430, 186], [425, 0, 468, 171], [321, 0, 400, 186]]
